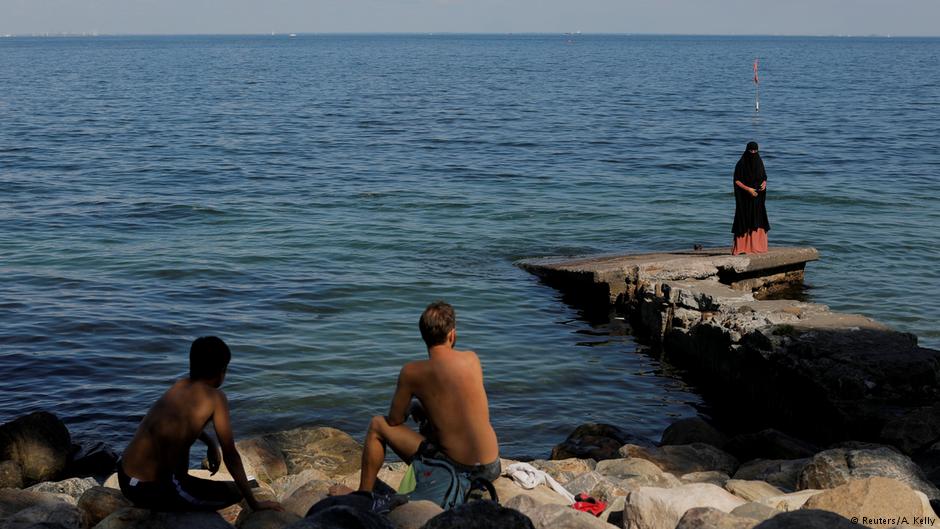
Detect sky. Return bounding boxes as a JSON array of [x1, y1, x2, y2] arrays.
[[2, 0, 939, 37]]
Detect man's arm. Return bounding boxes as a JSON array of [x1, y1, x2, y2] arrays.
[[387, 365, 414, 427], [212, 391, 282, 512], [198, 430, 222, 475]]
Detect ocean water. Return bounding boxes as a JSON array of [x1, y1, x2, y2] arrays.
[[1, 34, 938, 458]]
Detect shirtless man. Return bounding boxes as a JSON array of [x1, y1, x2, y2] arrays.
[[357, 301, 500, 492], [119, 336, 281, 512]]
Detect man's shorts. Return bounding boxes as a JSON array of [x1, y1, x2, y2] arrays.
[[118, 463, 242, 511]]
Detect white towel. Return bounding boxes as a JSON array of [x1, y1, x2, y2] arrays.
[[504, 462, 576, 503]]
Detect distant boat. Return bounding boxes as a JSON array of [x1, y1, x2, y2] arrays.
[[289, 33, 297, 38]]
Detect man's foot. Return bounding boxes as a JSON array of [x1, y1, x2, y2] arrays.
[[327, 484, 354, 496]]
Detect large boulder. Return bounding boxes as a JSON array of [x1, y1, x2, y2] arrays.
[[732, 459, 807, 492], [237, 509, 302, 529], [77, 486, 131, 527], [0, 459, 24, 489], [27, 477, 99, 500], [797, 447, 940, 499], [264, 427, 362, 478], [386, 501, 443, 529], [660, 418, 729, 449], [756, 490, 822, 511], [94, 507, 235, 529], [724, 430, 818, 462], [269, 469, 331, 502], [675, 507, 757, 529], [802, 477, 934, 528], [529, 458, 597, 484], [524, 502, 616, 529], [492, 477, 572, 506], [620, 443, 738, 476], [65, 441, 119, 480], [282, 505, 393, 529], [729, 502, 780, 523], [281, 480, 334, 518], [751, 509, 858, 528], [0, 488, 83, 529], [679, 472, 730, 487], [0, 411, 72, 485], [563, 471, 628, 502], [421, 500, 535, 529], [551, 424, 652, 461], [880, 403, 940, 455], [622, 483, 747, 529], [236, 437, 290, 484], [723, 480, 784, 503]]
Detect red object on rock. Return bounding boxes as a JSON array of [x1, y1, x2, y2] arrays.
[[571, 493, 607, 517]]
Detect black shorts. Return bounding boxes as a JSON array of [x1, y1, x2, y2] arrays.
[[118, 463, 242, 512]]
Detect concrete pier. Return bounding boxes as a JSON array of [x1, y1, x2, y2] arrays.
[[518, 247, 940, 454]]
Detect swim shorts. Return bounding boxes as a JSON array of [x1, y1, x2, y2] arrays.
[[118, 463, 242, 511]]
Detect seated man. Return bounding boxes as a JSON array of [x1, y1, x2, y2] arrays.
[[356, 300, 501, 493], [119, 336, 281, 512]]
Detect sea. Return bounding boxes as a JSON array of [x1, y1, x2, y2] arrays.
[[1, 34, 938, 459]]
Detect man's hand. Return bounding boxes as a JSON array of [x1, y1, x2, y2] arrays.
[[251, 500, 284, 512], [206, 444, 222, 475], [760, 181, 767, 191], [749, 188, 759, 197]]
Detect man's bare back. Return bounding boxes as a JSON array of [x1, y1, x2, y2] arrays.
[[122, 379, 221, 481], [399, 347, 498, 467]]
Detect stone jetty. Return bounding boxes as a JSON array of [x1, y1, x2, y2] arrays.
[[518, 247, 940, 453]]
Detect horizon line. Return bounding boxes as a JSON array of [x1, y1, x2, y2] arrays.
[[3, 31, 939, 39]]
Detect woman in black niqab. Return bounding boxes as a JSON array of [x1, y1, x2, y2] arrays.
[[731, 141, 770, 255]]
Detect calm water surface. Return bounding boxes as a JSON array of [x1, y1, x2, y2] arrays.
[[1, 35, 938, 457]]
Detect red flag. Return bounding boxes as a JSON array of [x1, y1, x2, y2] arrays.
[[753, 58, 759, 85]]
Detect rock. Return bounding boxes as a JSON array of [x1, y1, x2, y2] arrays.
[[0, 459, 24, 489], [0, 411, 72, 485], [236, 437, 290, 484], [620, 443, 739, 476], [523, 503, 614, 529], [602, 496, 626, 526], [724, 430, 818, 462], [732, 459, 807, 492], [0, 500, 85, 529], [282, 505, 393, 529], [264, 427, 362, 478], [802, 477, 931, 528], [563, 471, 627, 502], [551, 424, 652, 461], [680, 472, 730, 487], [660, 418, 729, 449], [750, 509, 858, 528], [595, 459, 681, 491], [270, 469, 331, 502], [529, 458, 597, 484], [94, 506, 235, 529], [729, 502, 780, 523], [377, 462, 408, 491], [724, 480, 784, 502], [103, 472, 120, 490], [880, 403, 940, 455], [282, 480, 333, 518], [622, 483, 746, 529], [0, 489, 75, 519], [797, 447, 940, 499], [66, 441, 118, 480], [386, 501, 443, 529], [237, 509, 302, 529], [27, 477, 99, 500], [77, 486, 130, 527], [422, 500, 535, 529], [756, 490, 821, 511], [675, 507, 757, 529], [492, 476, 572, 506]]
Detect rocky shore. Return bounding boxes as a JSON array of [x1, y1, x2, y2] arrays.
[[4, 411, 940, 529]]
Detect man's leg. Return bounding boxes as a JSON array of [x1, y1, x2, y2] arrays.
[[358, 415, 424, 492]]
